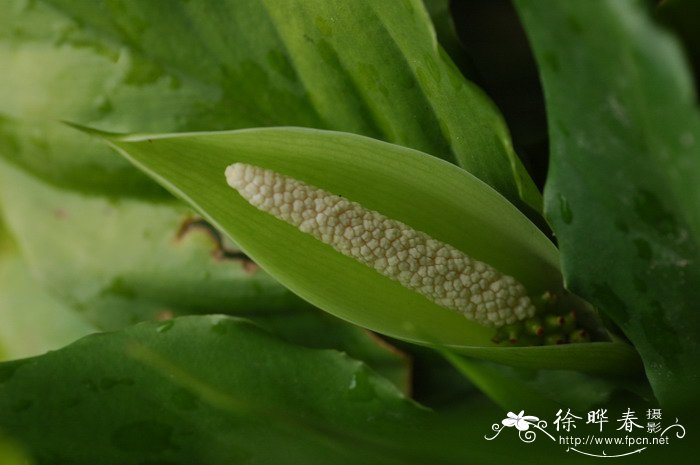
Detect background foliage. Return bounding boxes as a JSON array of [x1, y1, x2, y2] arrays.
[[0, 0, 698, 463]]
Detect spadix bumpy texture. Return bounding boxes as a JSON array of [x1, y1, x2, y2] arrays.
[[225, 163, 536, 327]]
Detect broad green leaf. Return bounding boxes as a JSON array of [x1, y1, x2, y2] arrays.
[[0, 159, 409, 388], [254, 310, 411, 393], [0, 0, 539, 211], [0, 221, 95, 361], [0, 315, 427, 465], [0, 315, 687, 464], [0, 158, 301, 329], [104, 126, 640, 373], [0, 315, 516, 465], [516, 0, 700, 411]]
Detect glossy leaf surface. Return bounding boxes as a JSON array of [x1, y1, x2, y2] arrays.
[[0, 316, 519, 465], [516, 0, 700, 410]]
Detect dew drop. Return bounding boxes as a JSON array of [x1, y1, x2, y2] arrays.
[[558, 194, 573, 224], [156, 320, 175, 333], [347, 368, 375, 401], [212, 320, 228, 335]]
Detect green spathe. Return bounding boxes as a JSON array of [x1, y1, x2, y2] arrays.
[[99, 125, 640, 374]]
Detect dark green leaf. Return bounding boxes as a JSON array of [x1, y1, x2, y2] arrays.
[[421, 0, 474, 78], [254, 310, 411, 393], [445, 353, 652, 414], [451, 0, 549, 180], [0, 315, 687, 464], [0, 0, 539, 210], [656, 0, 700, 89], [516, 0, 700, 411], [0, 315, 526, 465], [0, 316, 423, 464]]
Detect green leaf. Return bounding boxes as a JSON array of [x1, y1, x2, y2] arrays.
[[0, 158, 409, 389], [656, 0, 700, 85], [0, 315, 518, 465], [0, 221, 95, 361], [108, 127, 555, 341], [254, 310, 411, 394], [0, 158, 302, 329], [0, 435, 33, 465], [0, 315, 688, 464], [445, 353, 652, 414], [421, 0, 474, 78], [450, 0, 549, 166], [0, 116, 166, 198], [0, 0, 539, 211], [103, 126, 640, 373], [0, 315, 418, 464], [516, 0, 700, 411], [0, 208, 9, 253]]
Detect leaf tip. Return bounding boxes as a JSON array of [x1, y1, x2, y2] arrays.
[[61, 121, 124, 140]]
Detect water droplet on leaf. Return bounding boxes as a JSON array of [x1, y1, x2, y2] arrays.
[[157, 320, 175, 333], [347, 368, 375, 401], [558, 194, 573, 224]]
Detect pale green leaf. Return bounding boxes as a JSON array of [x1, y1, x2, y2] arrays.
[[0, 158, 410, 388], [0, 158, 301, 329], [0, 0, 539, 211], [0, 221, 95, 361]]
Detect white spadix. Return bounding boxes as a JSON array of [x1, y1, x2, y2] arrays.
[[226, 162, 535, 327]]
